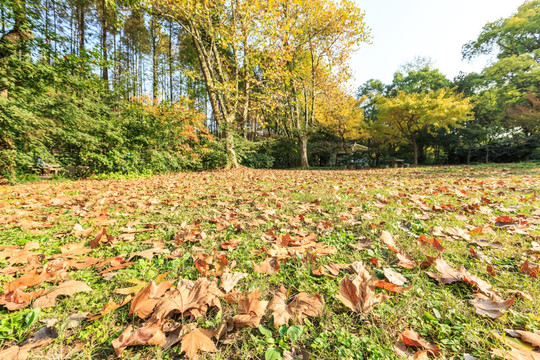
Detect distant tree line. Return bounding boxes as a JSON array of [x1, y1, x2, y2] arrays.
[[0, 0, 538, 179]]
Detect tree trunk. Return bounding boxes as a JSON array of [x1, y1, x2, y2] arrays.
[[224, 122, 239, 169], [168, 21, 173, 103], [485, 144, 489, 164], [299, 135, 309, 168], [412, 138, 418, 166], [467, 148, 471, 165], [79, 5, 85, 54], [101, 0, 108, 81], [151, 16, 158, 100]]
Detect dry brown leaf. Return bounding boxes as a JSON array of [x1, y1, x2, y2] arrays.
[[220, 272, 247, 293], [425, 257, 462, 284], [380, 230, 399, 252], [87, 295, 132, 321], [129, 280, 172, 319], [397, 252, 417, 269], [112, 322, 167, 356], [233, 288, 268, 328], [180, 328, 217, 360], [0, 288, 46, 311], [375, 281, 412, 294], [337, 264, 387, 315], [89, 228, 115, 248], [128, 247, 170, 261], [383, 268, 408, 286], [194, 251, 228, 277], [268, 290, 324, 327], [59, 242, 91, 257], [33, 280, 93, 308], [417, 235, 444, 251], [3, 269, 55, 293], [0, 326, 57, 360], [399, 329, 440, 355], [521, 260, 540, 278], [150, 277, 221, 321], [491, 332, 540, 360], [514, 330, 540, 349], [470, 294, 514, 319], [220, 238, 241, 250], [254, 257, 280, 274]]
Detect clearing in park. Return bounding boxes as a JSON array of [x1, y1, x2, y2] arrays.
[[0, 164, 539, 359]]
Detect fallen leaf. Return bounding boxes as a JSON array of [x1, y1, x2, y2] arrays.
[[337, 264, 388, 315], [399, 329, 440, 355], [375, 281, 412, 294], [220, 272, 247, 293], [233, 288, 268, 328], [129, 280, 172, 319], [87, 295, 132, 321], [383, 268, 408, 286], [268, 290, 324, 327], [0, 326, 58, 360], [180, 328, 217, 360], [254, 257, 280, 274], [33, 280, 93, 308], [426, 257, 462, 284], [381, 230, 399, 252], [112, 322, 167, 356], [397, 252, 417, 269], [521, 260, 539, 278], [89, 228, 114, 248], [470, 294, 514, 319]]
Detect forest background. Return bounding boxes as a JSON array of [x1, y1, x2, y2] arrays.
[[0, 0, 538, 180]]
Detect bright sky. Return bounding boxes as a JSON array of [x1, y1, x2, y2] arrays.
[[350, 0, 525, 89]]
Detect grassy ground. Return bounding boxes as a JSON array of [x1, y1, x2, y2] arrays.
[[0, 164, 539, 359]]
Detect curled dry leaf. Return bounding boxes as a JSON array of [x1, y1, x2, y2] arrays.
[[425, 257, 462, 284], [33, 280, 93, 308], [0, 326, 58, 360], [383, 268, 408, 286], [89, 228, 115, 248], [233, 288, 268, 328], [112, 322, 166, 356], [399, 329, 440, 356], [220, 238, 241, 250], [470, 294, 514, 319], [491, 332, 540, 359], [150, 277, 222, 321], [397, 252, 417, 269], [0, 288, 46, 311], [521, 260, 540, 278], [194, 251, 228, 277], [220, 272, 247, 293], [3, 269, 55, 293], [180, 328, 217, 360], [86, 295, 132, 321], [337, 264, 388, 315], [380, 230, 399, 252], [128, 247, 170, 261], [129, 280, 173, 319], [268, 290, 324, 327], [417, 235, 444, 251], [375, 281, 412, 294], [313, 263, 347, 277], [254, 257, 280, 274]]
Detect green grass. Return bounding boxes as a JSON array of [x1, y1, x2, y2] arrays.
[[0, 164, 539, 359]]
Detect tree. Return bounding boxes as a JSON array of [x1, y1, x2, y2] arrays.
[[462, 0, 539, 135], [374, 89, 473, 165], [317, 88, 366, 148], [266, 0, 370, 168]]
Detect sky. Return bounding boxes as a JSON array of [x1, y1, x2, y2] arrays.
[[350, 0, 526, 89]]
